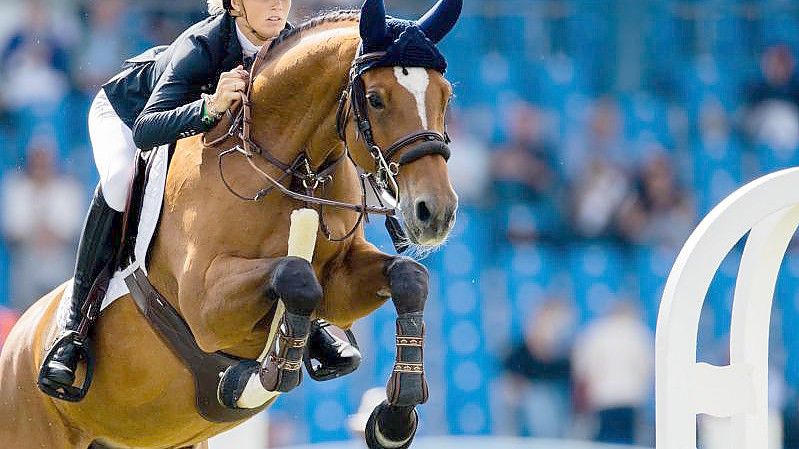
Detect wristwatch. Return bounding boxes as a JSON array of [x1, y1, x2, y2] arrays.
[[202, 93, 224, 126]]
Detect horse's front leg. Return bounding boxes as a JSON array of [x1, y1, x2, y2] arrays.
[[180, 254, 321, 408], [365, 255, 429, 449], [324, 240, 429, 449], [382, 256, 429, 407], [258, 256, 322, 392]]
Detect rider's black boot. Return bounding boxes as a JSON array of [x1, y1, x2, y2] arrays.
[[305, 319, 361, 381], [38, 186, 121, 401]]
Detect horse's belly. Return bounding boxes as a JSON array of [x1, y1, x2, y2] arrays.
[[65, 295, 241, 447]]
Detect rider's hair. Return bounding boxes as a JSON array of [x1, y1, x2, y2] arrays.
[[206, 0, 230, 15]]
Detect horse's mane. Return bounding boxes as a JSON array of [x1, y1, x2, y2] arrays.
[[260, 9, 361, 67]]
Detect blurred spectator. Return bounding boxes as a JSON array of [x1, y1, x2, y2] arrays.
[[616, 151, 695, 248], [446, 107, 491, 205], [0, 0, 71, 112], [1, 137, 84, 312], [491, 102, 559, 204], [566, 98, 631, 241], [569, 156, 629, 241], [746, 44, 799, 110], [572, 301, 654, 445], [0, 0, 71, 74], [491, 102, 565, 241], [564, 97, 631, 180], [501, 299, 575, 438], [745, 45, 799, 154], [73, 0, 132, 93]]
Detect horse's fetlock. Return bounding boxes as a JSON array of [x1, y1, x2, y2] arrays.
[[270, 256, 322, 316]]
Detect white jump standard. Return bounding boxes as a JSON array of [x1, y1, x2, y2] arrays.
[[656, 168, 799, 448]]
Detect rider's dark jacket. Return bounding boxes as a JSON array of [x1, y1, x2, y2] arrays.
[[102, 12, 280, 150]]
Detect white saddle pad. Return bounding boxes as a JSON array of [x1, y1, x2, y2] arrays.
[[58, 144, 170, 326], [103, 144, 170, 309]]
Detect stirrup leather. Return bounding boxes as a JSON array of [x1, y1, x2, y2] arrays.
[[37, 331, 95, 402]]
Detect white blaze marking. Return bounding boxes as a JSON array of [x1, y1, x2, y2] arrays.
[[394, 67, 429, 129]]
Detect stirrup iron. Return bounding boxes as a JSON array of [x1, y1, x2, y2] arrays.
[[37, 331, 95, 402]]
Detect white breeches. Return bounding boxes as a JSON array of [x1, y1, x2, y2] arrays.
[[87, 89, 137, 212]]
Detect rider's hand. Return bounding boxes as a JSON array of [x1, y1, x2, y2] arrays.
[[209, 65, 249, 113]]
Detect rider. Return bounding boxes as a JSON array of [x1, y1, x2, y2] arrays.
[[38, 0, 360, 401]]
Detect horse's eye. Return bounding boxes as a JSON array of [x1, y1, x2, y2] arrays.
[[367, 93, 385, 109]]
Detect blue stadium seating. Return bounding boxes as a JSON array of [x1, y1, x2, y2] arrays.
[[635, 246, 679, 329], [566, 244, 629, 324], [776, 250, 799, 389], [693, 136, 744, 214], [502, 243, 562, 340]]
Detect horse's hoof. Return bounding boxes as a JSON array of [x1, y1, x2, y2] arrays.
[[365, 401, 418, 449], [218, 360, 261, 408]]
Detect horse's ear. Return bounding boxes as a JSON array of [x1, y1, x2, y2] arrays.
[[417, 0, 463, 44], [360, 0, 387, 52]]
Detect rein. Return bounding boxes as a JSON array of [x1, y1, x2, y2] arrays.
[[202, 44, 451, 243]]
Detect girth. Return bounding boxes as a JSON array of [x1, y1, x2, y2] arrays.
[[124, 268, 275, 423]]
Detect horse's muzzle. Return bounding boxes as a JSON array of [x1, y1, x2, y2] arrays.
[[404, 194, 456, 246]]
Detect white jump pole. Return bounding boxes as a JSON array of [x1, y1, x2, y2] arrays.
[[656, 168, 799, 448]]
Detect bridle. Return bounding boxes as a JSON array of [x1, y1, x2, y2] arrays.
[[335, 50, 451, 206], [203, 45, 452, 245]]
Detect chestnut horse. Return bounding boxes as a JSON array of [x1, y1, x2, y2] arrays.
[[0, 1, 461, 448]]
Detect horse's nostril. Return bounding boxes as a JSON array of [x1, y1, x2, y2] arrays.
[[416, 200, 432, 222]]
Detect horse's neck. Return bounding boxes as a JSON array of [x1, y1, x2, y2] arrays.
[[146, 26, 364, 348], [249, 25, 360, 167]]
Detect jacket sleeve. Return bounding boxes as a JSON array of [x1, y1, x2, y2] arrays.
[[132, 36, 215, 150]]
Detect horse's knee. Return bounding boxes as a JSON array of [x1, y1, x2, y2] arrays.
[[269, 256, 322, 316], [385, 257, 429, 314]]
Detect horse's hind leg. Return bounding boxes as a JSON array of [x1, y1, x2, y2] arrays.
[[259, 256, 323, 392], [0, 295, 92, 449]]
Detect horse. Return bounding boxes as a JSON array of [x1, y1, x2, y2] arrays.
[[0, 0, 461, 448]]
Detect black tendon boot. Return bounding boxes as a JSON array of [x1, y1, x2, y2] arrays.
[[38, 186, 121, 402], [304, 319, 361, 381]]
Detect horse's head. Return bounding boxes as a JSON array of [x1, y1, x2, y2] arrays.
[[341, 0, 462, 249]]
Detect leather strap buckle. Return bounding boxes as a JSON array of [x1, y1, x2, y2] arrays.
[[279, 334, 307, 349], [273, 357, 303, 371], [396, 336, 423, 347], [393, 362, 424, 374]]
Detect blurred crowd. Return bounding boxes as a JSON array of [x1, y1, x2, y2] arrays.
[[4, 0, 799, 447]]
